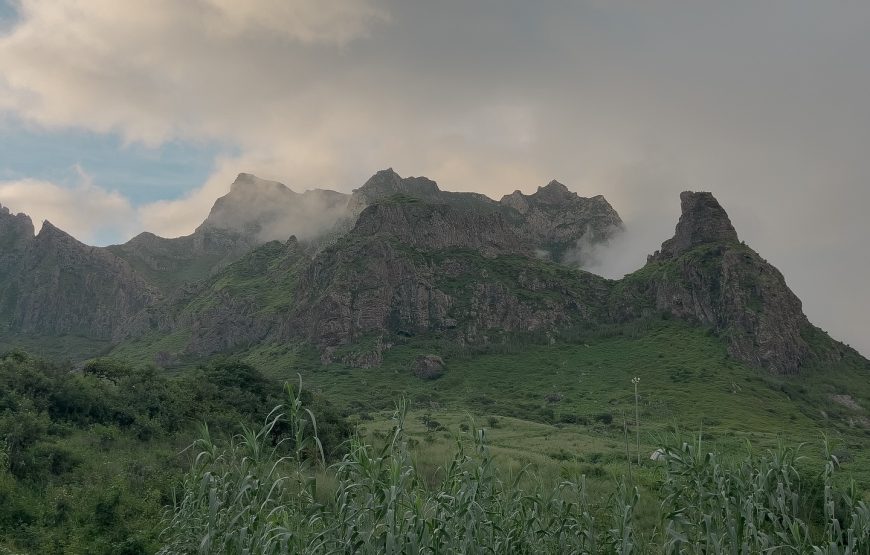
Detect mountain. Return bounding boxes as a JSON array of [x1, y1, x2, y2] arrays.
[[107, 173, 351, 293], [349, 169, 623, 263], [0, 206, 157, 340], [501, 180, 623, 260], [612, 191, 829, 374], [0, 171, 863, 380], [110, 185, 862, 377]]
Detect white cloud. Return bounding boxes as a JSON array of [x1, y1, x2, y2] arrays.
[[0, 171, 137, 243]]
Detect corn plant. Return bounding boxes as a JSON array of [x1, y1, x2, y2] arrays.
[[159, 384, 869, 554]]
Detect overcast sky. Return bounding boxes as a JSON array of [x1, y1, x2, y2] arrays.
[[0, 0, 867, 355]]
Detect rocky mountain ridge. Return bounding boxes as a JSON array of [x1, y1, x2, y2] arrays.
[[0, 208, 158, 339], [0, 175, 862, 376]]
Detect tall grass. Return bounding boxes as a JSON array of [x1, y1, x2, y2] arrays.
[[159, 384, 870, 554]]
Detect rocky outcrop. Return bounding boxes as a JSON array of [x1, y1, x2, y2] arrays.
[[7, 222, 159, 340], [118, 237, 308, 357], [650, 191, 738, 260], [200, 173, 351, 242], [283, 201, 610, 353], [351, 170, 623, 261], [347, 169, 498, 218], [500, 181, 624, 262], [352, 201, 530, 257], [614, 191, 812, 374], [0, 205, 36, 328], [412, 354, 445, 380], [0, 204, 34, 255]]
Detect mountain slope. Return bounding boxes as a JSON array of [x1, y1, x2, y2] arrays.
[[110, 188, 867, 380], [611, 191, 844, 374], [0, 212, 158, 340]]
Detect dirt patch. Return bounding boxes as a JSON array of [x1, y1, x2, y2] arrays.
[[830, 394, 863, 411]]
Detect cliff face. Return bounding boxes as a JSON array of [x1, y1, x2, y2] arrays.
[[0, 205, 36, 328], [109, 173, 351, 293], [614, 191, 812, 374], [1, 173, 860, 377], [350, 169, 623, 262], [5, 221, 158, 340], [351, 201, 530, 256], [283, 201, 610, 364], [500, 181, 624, 261], [649, 191, 739, 261]]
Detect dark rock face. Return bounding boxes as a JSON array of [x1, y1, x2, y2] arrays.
[[0, 204, 34, 255], [283, 201, 610, 352], [412, 354, 445, 380], [650, 191, 738, 260], [119, 238, 307, 356], [351, 170, 623, 261], [353, 202, 530, 257], [614, 191, 811, 374], [500, 181, 623, 262], [0, 205, 36, 327], [7, 222, 158, 340]]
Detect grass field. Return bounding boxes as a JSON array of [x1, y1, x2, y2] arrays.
[[238, 318, 870, 493]]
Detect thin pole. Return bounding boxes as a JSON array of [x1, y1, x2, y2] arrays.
[[633, 377, 641, 467], [622, 409, 632, 483]]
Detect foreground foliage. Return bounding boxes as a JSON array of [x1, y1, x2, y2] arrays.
[[0, 352, 348, 554], [160, 391, 870, 554]]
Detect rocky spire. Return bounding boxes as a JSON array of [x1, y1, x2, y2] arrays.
[[652, 191, 738, 260], [355, 168, 441, 199], [531, 180, 575, 203], [0, 203, 35, 249]]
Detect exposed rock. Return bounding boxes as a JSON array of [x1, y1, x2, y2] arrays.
[[118, 237, 307, 356], [353, 201, 530, 257], [0, 205, 36, 326], [7, 221, 159, 340], [614, 191, 812, 374], [351, 170, 623, 261], [413, 354, 445, 380], [500, 181, 623, 262], [283, 200, 610, 351], [0, 203, 34, 254], [650, 191, 738, 261], [201, 173, 351, 242]]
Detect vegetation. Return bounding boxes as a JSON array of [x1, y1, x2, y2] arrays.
[[158, 394, 870, 553], [0, 352, 348, 554], [1, 317, 868, 553]]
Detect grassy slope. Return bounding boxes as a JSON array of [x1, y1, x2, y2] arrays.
[[238, 319, 870, 492]]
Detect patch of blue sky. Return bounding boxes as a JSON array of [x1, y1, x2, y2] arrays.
[[0, 0, 19, 32], [0, 120, 235, 205]]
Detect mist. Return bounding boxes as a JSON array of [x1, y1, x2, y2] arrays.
[[202, 174, 353, 243]]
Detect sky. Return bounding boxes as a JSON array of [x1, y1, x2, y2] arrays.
[[0, 0, 867, 355]]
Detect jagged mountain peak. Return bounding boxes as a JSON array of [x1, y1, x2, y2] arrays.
[[36, 220, 74, 240], [355, 168, 441, 199], [532, 180, 575, 203], [200, 173, 349, 243], [352, 199, 528, 257], [652, 191, 739, 260], [229, 173, 290, 194], [0, 203, 35, 241]]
